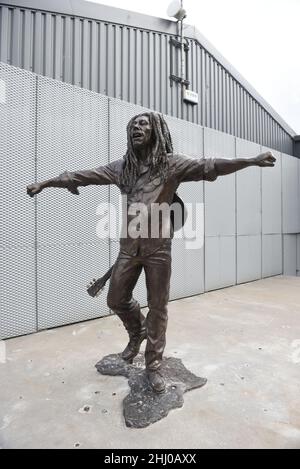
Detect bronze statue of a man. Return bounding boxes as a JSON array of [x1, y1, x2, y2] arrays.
[[27, 112, 275, 393]]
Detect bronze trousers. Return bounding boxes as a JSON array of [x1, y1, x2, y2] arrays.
[[107, 246, 172, 370]]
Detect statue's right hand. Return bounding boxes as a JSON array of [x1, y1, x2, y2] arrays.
[[27, 182, 43, 197]]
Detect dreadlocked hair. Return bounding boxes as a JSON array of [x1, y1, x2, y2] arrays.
[[119, 112, 173, 193]]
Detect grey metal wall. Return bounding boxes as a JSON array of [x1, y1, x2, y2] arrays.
[[1, 63, 299, 340], [0, 1, 295, 155]]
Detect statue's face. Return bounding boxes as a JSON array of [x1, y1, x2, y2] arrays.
[[131, 115, 152, 149]]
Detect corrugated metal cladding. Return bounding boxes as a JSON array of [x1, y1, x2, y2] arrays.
[[0, 3, 294, 154]]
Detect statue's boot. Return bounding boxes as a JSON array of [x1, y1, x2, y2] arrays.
[[122, 327, 147, 362], [118, 304, 147, 362], [146, 369, 166, 394]]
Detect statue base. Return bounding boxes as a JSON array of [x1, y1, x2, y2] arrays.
[[95, 353, 207, 428]]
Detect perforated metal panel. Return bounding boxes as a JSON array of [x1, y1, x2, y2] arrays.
[[166, 115, 205, 300], [283, 235, 297, 276], [37, 242, 110, 330], [0, 63, 36, 247], [236, 139, 262, 235], [204, 128, 236, 159], [262, 234, 283, 278], [204, 128, 236, 237], [0, 63, 37, 338], [170, 158, 205, 301], [37, 76, 109, 245], [205, 236, 236, 292], [282, 153, 300, 234], [0, 246, 36, 339], [261, 148, 282, 235], [237, 235, 262, 284], [166, 116, 204, 158], [36, 77, 111, 328]]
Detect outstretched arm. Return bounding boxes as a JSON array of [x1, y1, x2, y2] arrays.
[[27, 172, 80, 197], [215, 151, 276, 176], [174, 151, 276, 184], [27, 162, 121, 198]]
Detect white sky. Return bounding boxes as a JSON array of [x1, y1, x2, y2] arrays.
[[88, 0, 300, 134]]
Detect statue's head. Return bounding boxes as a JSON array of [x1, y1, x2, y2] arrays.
[[129, 113, 153, 150], [126, 111, 173, 156], [120, 112, 173, 192]]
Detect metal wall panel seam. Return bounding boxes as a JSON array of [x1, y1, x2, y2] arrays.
[[34, 73, 38, 331], [234, 137, 238, 285], [260, 144, 263, 279], [202, 127, 207, 291], [280, 151, 284, 273], [108, 97, 113, 276]]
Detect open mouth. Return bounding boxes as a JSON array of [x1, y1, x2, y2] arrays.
[[132, 132, 143, 139]]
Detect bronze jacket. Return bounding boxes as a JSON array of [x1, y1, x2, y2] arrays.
[[52, 154, 218, 256]]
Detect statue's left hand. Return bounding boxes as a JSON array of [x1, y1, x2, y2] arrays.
[[27, 182, 43, 197], [255, 151, 276, 167]]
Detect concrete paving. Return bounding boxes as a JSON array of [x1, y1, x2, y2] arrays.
[[1, 276, 300, 449]]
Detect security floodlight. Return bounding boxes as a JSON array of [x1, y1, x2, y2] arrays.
[[167, 0, 186, 21]]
